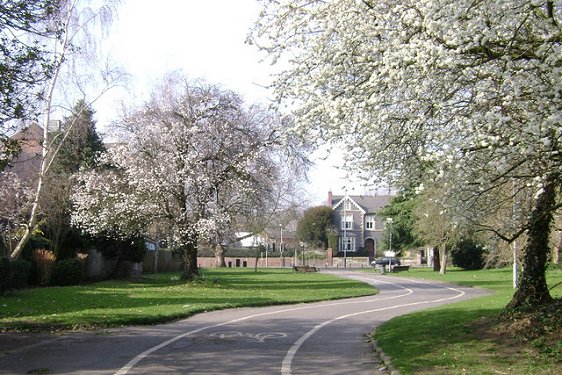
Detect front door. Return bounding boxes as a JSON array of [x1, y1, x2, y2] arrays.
[[365, 238, 375, 259]]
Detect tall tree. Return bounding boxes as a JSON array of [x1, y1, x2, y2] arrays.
[[252, 0, 562, 307], [71, 76, 300, 279], [378, 193, 424, 255], [296, 206, 333, 249], [8, 0, 121, 260], [413, 187, 465, 274], [41, 99, 105, 257], [0, 0, 62, 170]]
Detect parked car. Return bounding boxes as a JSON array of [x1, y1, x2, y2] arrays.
[[371, 257, 401, 267]]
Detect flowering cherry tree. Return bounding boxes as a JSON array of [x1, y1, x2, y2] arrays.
[[72, 76, 296, 279], [252, 1, 562, 307]]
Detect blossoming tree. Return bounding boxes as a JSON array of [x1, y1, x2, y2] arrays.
[[72, 76, 300, 279], [251, 0, 561, 307]]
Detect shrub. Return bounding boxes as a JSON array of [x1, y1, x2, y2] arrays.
[[10, 258, 30, 289], [123, 238, 146, 263], [94, 236, 147, 262], [27, 258, 40, 286], [50, 258, 82, 286], [451, 239, 488, 270], [328, 233, 339, 252], [0, 258, 31, 294], [0, 257, 11, 295], [32, 249, 56, 285]]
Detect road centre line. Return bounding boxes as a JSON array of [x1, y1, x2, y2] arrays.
[[281, 277, 466, 375], [113, 276, 416, 375]]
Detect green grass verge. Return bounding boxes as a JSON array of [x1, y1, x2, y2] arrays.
[[371, 266, 562, 375], [0, 268, 377, 331]]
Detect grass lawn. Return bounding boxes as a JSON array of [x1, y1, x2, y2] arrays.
[[0, 268, 377, 331], [371, 266, 562, 375]]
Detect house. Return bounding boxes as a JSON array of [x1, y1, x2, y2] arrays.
[[4, 123, 43, 182], [327, 191, 393, 258]]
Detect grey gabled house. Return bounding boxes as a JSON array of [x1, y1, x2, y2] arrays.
[[327, 191, 393, 258]]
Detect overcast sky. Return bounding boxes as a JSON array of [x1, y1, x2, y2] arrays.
[[97, 0, 367, 205]]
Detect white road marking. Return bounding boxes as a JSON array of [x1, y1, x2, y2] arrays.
[[114, 274, 460, 375], [280, 276, 466, 375], [209, 331, 288, 342]]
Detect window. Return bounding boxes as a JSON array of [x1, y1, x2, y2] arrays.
[[341, 214, 353, 230], [365, 216, 375, 230], [344, 200, 352, 210], [339, 236, 355, 252]]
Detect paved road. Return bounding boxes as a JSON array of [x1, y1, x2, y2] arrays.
[[0, 270, 489, 374]]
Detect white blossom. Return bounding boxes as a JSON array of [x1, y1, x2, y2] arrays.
[[71, 77, 295, 249], [251, 0, 562, 239]]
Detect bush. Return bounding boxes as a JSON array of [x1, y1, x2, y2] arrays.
[[0, 258, 31, 294], [0, 257, 11, 295], [33, 249, 56, 285], [328, 233, 339, 252], [10, 258, 30, 289], [95, 236, 147, 262], [451, 239, 488, 270], [50, 258, 82, 286]]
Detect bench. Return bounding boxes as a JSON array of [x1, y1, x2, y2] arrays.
[[293, 265, 318, 273], [391, 265, 410, 273]]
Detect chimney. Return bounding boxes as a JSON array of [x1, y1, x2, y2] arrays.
[[327, 191, 333, 206]]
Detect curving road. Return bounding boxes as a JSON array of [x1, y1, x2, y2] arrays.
[[0, 270, 489, 374]]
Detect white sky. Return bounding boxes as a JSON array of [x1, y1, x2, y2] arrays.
[[97, 0, 368, 205]]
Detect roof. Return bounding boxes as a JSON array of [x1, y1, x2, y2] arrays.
[[5, 123, 44, 180], [10, 123, 44, 144], [331, 194, 392, 214]]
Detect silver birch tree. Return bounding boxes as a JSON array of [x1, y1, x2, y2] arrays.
[[9, 0, 122, 260]]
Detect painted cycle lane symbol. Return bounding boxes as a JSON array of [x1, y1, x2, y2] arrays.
[[210, 331, 287, 343]]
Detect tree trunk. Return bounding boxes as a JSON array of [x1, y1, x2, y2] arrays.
[[10, 173, 44, 260], [181, 241, 199, 280], [508, 177, 557, 308], [433, 246, 440, 271], [439, 243, 448, 275], [153, 245, 159, 273], [553, 225, 561, 266], [9, 20, 67, 260], [214, 243, 227, 267]]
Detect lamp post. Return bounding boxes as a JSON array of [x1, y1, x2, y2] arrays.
[[343, 193, 347, 269], [279, 224, 284, 267], [386, 218, 393, 272]]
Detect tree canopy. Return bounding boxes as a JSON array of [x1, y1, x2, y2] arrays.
[[252, 0, 562, 307], [296, 205, 333, 249], [71, 76, 301, 279], [41, 100, 105, 258], [0, 0, 62, 170], [6, 0, 120, 260], [378, 194, 423, 254]]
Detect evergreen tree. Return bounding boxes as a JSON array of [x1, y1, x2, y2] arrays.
[[378, 193, 424, 254], [42, 99, 105, 258], [296, 206, 333, 249], [0, 0, 61, 170]]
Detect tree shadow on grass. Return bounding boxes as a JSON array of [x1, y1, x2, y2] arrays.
[[0, 270, 377, 331], [374, 306, 561, 375]]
